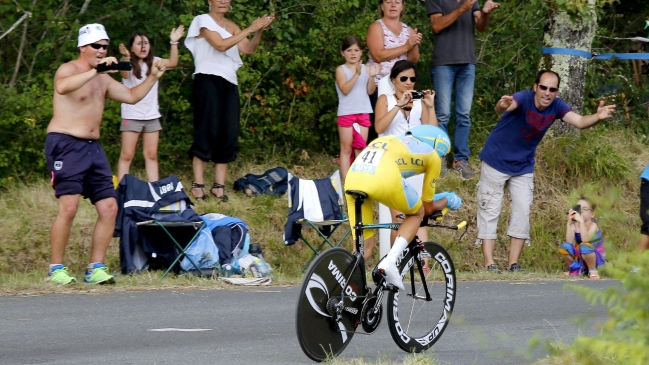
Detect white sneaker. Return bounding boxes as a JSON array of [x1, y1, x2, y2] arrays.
[[378, 259, 404, 291]]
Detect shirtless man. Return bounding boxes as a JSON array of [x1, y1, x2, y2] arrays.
[[45, 24, 166, 285]]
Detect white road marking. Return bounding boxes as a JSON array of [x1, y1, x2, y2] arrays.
[[148, 328, 212, 332]]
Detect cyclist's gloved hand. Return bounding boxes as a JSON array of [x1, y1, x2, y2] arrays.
[[434, 191, 462, 210], [447, 193, 462, 210]]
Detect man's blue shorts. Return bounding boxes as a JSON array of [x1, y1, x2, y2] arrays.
[[45, 132, 116, 204]]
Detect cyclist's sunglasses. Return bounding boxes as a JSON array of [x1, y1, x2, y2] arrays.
[[538, 84, 558, 93], [89, 43, 109, 50], [399, 76, 417, 83]]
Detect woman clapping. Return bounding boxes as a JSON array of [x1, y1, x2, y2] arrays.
[[185, 0, 274, 202]]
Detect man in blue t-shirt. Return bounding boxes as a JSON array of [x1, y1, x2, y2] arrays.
[[476, 70, 616, 273]]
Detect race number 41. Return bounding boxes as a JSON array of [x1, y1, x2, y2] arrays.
[[351, 149, 385, 174]]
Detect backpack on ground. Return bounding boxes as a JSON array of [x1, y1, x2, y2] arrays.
[[233, 167, 289, 197]]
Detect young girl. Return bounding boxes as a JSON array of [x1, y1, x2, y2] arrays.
[[559, 196, 605, 279], [117, 25, 185, 183], [335, 36, 380, 182]]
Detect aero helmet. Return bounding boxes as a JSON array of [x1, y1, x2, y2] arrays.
[[406, 125, 450, 157]]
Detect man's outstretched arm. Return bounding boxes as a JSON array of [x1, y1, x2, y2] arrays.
[[563, 100, 616, 129]]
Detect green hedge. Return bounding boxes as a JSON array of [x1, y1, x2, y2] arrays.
[[0, 0, 646, 186]]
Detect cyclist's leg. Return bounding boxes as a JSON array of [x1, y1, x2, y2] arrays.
[[388, 208, 428, 242], [395, 206, 424, 243], [377, 180, 424, 289]]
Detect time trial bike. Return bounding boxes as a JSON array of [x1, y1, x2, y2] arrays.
[[295, 189, 466, 362]]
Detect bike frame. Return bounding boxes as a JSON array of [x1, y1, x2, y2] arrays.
[[339, 193, 433, 314]]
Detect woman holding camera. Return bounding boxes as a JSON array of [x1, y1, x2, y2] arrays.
[[185, 0, 274, 202], [559, 197, 605, 279], [375, 60, 436, 136], [374, 60, 439, 250]]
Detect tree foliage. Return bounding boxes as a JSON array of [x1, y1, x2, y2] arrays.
[[0, 0, 647, 186]]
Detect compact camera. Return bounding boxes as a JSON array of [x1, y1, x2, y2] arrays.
[[411, 91, 425, 99], [572, 204, 581, 214]]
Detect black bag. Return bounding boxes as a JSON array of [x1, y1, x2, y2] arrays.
[[233, 167, 289, 197]]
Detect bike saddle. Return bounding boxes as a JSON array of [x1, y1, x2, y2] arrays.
[[345, 190, 368, 199]]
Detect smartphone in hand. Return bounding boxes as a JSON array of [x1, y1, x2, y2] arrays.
[[572, 204, 581, 214], [96, 61, 132, 73]]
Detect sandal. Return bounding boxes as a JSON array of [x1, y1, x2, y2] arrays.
[[211, 183, 229, 203], [588, 270, 600, 280], [191, 182, 208, 201]]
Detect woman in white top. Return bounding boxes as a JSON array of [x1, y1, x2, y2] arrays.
[[375, 60, 437, 246], [366, 0, 422, 140], [185, 0, 274, 203], [117, 26, 185, 183]]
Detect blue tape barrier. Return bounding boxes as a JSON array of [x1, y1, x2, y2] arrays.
[[542, 47, 649, 60]]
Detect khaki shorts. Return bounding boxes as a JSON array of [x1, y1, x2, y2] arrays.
[[475, 162, 533, 245], [120, 118, 162, 133]]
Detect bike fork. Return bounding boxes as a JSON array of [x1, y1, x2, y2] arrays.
[[409, 243, 432, 301]]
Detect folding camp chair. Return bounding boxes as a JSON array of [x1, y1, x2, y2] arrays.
[[115, 174, 210, 278], [284, 170, 351, 272], [136, 220, 206, 279]]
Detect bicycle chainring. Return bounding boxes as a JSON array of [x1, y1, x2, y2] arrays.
[[360, 296, 382, 334]]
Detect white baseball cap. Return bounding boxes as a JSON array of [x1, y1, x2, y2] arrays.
[[77, 23, 110, 47]]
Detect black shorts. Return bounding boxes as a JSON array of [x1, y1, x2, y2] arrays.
[[641, 178, 649, 235], [45, 132, 117, 204], [188, 74, 240, 164]]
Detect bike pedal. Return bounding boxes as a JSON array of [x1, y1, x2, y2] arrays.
[[372, 267, 386, 284]]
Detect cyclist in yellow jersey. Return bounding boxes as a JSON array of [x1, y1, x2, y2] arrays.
[[344, 124, 462, 289]]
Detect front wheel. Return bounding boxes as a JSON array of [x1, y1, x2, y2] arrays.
[[386, 242, 456, 353], [295, 248, 365, 362]]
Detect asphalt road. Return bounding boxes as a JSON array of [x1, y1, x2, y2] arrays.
[[0, 280, 613, 365]]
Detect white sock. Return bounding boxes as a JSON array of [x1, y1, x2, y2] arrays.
[[378, 236, 409, 290], [386, 236, 409, 264]]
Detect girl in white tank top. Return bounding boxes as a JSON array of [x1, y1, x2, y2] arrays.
[[116, 26, 184, 183], [335, 36, 380, 182]]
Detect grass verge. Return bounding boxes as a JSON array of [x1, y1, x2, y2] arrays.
[[0, 126, 647, 293]]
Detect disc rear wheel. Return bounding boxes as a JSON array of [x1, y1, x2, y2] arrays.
[[295, 248, 365, 362]]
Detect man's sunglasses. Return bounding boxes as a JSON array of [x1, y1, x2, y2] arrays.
[[89, 43, 108, 50], [538, 84, 558, 93], [399, 76, 417, 83]]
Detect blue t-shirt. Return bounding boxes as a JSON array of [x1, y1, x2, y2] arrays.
[[640, 164, 649, 181], [479, 90, 572, 175]]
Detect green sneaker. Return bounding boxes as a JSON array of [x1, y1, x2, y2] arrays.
[[48, 265, 76, 285], [84, 264, 115, 285]]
